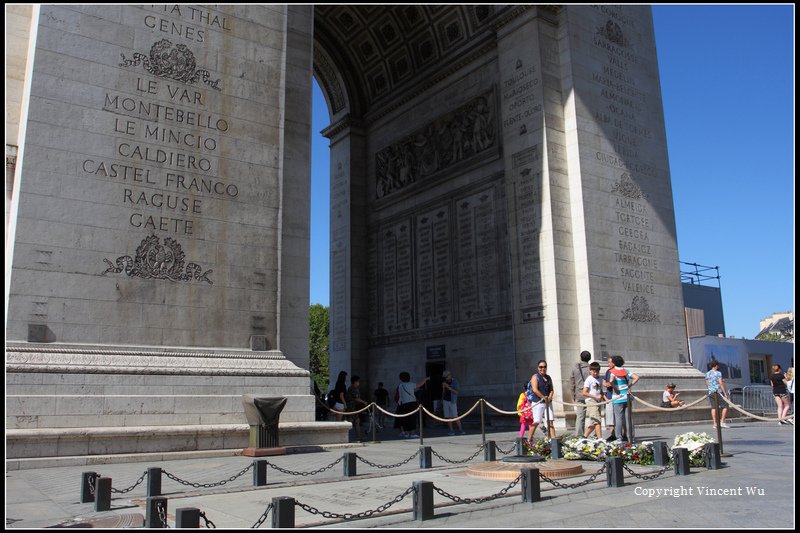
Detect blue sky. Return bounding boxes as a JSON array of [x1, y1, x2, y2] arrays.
[[309, 5, 794, 340]]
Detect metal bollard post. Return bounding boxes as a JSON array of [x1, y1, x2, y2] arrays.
[[94, 477, 112, 512], [419, 446, 432, 469], [80, 472, 98, 503], [271, 497, 295, 528], [371, 404, 377, 443], [175, 507, 200, 528], [480, 399, 486, 445], [653, 441, 670, 466], [146, 496, 169, 528], [550, 437, 563, 459], [343, 452, 357, 477], [704, 442, 722, 470], [412, 481, 434, 521], [516, 437, 525, 456], [673, 447, 690, 475], [605, 457, 624, 487], [147, 467, 162, 497], [484, 440, 496, 461], [521, 468, 541, 503], [253, 459, 268, 486]]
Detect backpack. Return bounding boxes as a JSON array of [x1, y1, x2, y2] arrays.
[[526, 374, 551, 403], [326, 390, 337, 408], [525, 381, 536, 403]]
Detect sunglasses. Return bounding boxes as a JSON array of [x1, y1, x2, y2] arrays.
[[538, 366, 547, 369]]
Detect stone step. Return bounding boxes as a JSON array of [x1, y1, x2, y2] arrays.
[[5, 422, 352, 459], [6, 395, 315, 429]]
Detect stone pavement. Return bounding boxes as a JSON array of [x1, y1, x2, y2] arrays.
[[5, 420, 795, 529]]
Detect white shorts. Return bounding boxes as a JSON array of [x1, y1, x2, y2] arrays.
[[605, 401, 615, 425], [532, 402, 554, 424], [443, 400, 458, 418]]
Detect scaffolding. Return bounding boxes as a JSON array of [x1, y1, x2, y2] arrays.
[[680, 261, 721, 288]]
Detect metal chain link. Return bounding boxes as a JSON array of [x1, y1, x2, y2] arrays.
[[266, 456, 344, 477], [156, 500, 170, 528], [623, 463, 671, 480], [198, 511, 216, 528], [493, 441, 517, 455], [432, 474, 521, 504], [110, 470, 148, 494], [162, 463, 254, 489], [431, 444, 485, 464], [539, 463, 607, 489], [251, 502, 273, 529], [88, 475, 97, 496], [294, 485, 416, 520], [355, 449, 421, 469]]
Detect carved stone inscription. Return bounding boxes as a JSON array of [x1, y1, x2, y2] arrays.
[[382, 219, 414, 333], [370, 181, 507, 344], [589, 6, 662, 323], [91, 5, 234, 255], [332, 246, 347, 350], [501, 59, 541, 135], [456, 189, 499, 321], [416, 206, 452, 327], [513, 165, 541, 306], [367, 230, 379, 337], [375, 92, 495, 199]]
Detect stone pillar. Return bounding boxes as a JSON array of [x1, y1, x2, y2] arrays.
[[323, 115, 370, 384], [3, 5, 339, 459], [496, 7, 579, 415], [558, 5, 688, 363]]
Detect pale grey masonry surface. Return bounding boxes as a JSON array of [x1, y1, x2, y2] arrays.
[[4, 5, 341, 459], [6, 6, 692, 458], [318, 5, 688, 412], [7, 5, 302, 355]]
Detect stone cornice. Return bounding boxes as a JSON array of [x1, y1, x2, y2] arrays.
[[5, 342, 309, 376], [320, 114, 365, 140]]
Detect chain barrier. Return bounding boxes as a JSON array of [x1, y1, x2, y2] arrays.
[[432, 474, 521, 505], [622, 463, 671, 480], [355, 449, 421, 469], [295, 485, 416, 521], [539, 463, 607, 489], [162, 463, 253, 489], [198, 511, 216, 528], [156, 500, 170, 528], [109, 470, 148, 494], [251, 502, 273, 529], [493, 441, 518, 455], [266, 455, 344, 477], [431, 444, 486, 464]]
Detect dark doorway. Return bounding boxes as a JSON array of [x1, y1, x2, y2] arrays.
[[425, 361, 445, 403]]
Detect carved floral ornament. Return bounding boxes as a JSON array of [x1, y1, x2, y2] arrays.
[[120, 39, 222, 91], [621, 295, 660, 323], [102, 234, 213, 284], [611, 172, 648, 200], [596, 19, 629, 47]]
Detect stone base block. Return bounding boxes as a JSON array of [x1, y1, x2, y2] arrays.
[[5, 421, 352, 459], [242, 447, 287, 457]]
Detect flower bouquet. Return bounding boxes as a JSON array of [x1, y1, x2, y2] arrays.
[[561, 436, 655, 465], [673, 431, 715, 467]]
